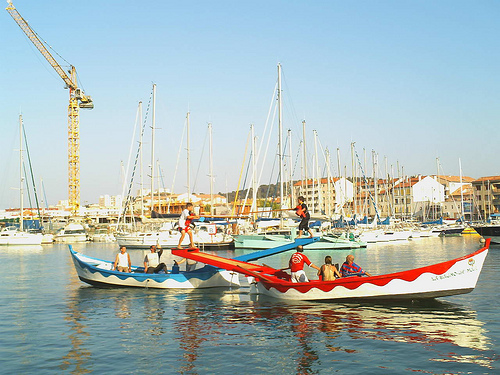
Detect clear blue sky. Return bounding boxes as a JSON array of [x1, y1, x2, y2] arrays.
[[1, 0, 499, 209]]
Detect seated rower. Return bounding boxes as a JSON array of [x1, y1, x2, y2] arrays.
[[113, 246, 131, 272], [340, 254, 372, 277], [144, 245, 168, 274], [317, 255, 341, 281], [176, 257, 198, 272]]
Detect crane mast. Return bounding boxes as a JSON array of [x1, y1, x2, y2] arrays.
[[6, 0, 93, 214]]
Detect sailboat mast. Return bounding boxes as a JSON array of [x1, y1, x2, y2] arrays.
[[336, 147, 341, 216], [288, 129, 294, 208], [277, 63, 284, 220], [208, 123, 214, 215], [397, 161, 401, 220], [313, 130, 320, 213], [459, 158, 464, 221], [139, 101, 144, 218], [351, 142, 356, 217], [186, 111, 191, 199], [326, 148, 332, 217], [19, 115, 24, 232], [372, 150, 378, 221], [150, 84, 156, 214], [302, 120, 308, 203], [251, 124, 257, 221], [363, 148, 367, 215]]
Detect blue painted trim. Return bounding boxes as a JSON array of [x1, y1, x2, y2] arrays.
[[69, 246, 221, 284]]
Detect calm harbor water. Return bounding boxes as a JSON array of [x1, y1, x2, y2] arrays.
[[1, 236, 498, 374]]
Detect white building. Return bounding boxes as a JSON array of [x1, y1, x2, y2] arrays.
[[98, 195, 123, 209], [412, 176, 445, 203], [294, 177, 354, 215]]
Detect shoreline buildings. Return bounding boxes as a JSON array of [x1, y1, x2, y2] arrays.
[[1, 175, 499, 227]]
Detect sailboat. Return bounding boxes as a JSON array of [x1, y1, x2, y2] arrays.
[[115, 86, 234, 250], [0, 115, 42, 246]]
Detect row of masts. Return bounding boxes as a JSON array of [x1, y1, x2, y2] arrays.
[[124, 84, 217, 222], [121, 65, 469, 224]]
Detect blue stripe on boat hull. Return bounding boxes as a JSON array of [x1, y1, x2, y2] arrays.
[[69, 246, 240, 289]]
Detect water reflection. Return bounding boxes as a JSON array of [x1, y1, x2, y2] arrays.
[[251, 298, 495, 371], [175, 299, 207, 373], [62, 267, 92, 374], [1, 245, 43, 253], [143, 293, 166, 336], [202, 293, 491, 371], [59, 282, 495, 374], [262, 299, 491, 350]]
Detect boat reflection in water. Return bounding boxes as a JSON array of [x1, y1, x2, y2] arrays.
[[58, 286, 494, 374], [253, 299, 490, 349], [242, 298, 493, 371], [61, 265, 92, 373]]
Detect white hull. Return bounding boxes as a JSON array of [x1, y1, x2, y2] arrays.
[[91, 234, 116, 243], [54, 223, 88, 243], [70, 248, 240, 289], [54, 234, 87, 243], [256, 246, 488, 301], [359, 229, 412, 243], [116, 231, 233, 249], [41, 234, 54, 244], [0, 230, 43, 246]]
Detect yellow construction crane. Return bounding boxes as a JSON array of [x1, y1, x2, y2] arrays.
[[6, 0, 93, 214]]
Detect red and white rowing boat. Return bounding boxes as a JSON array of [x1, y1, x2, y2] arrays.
[[172, 239, 490, 301]]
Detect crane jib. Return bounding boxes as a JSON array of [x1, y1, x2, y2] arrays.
[[6, 0, 93, 213]]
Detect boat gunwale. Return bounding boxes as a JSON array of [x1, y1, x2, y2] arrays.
[[69, 245, 221, 282], [256, 239, 490, 292]]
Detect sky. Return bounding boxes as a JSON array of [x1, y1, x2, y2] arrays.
[[1, 0, 499, 209]]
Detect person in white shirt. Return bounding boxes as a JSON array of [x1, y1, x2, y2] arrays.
[[144, 245, 168, 274], [113, 246, 131, 272]]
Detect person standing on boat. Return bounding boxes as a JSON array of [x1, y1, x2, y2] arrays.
[[294, 196, 314, 238], [176, 202, 199, 249], [317, 255, 341, 281], [284, 245, 321, 282], [113, 246, 131, 273], [340, 255, 372, 277], [144, 245, 168, 274]]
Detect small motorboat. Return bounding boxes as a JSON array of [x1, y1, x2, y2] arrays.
[[172, 239, 490, 301], [472, 224, 500, 244], [55, 223, 88, 243], [69, 245, 240, 289]]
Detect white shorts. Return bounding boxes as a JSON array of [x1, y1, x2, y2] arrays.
[[291, 270, 309, 283]]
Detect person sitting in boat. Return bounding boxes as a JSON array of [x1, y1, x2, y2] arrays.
[[293, 196, 314, 238], [282, 245, 321, 282], [340, 255, 372, 277], [176, 202, 199, 249], [144, 245, 168, 274], [176, 257, 198, 272], [113, 246, 131, 273], [317, 255, 341, 281]]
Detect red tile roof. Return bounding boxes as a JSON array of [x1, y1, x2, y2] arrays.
[[473, 176, 500, 183]]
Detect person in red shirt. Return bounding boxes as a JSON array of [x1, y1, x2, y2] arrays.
[[283, 245, 321, 282]]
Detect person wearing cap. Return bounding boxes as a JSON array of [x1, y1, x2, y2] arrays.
[[283, 245, 320, 282]]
